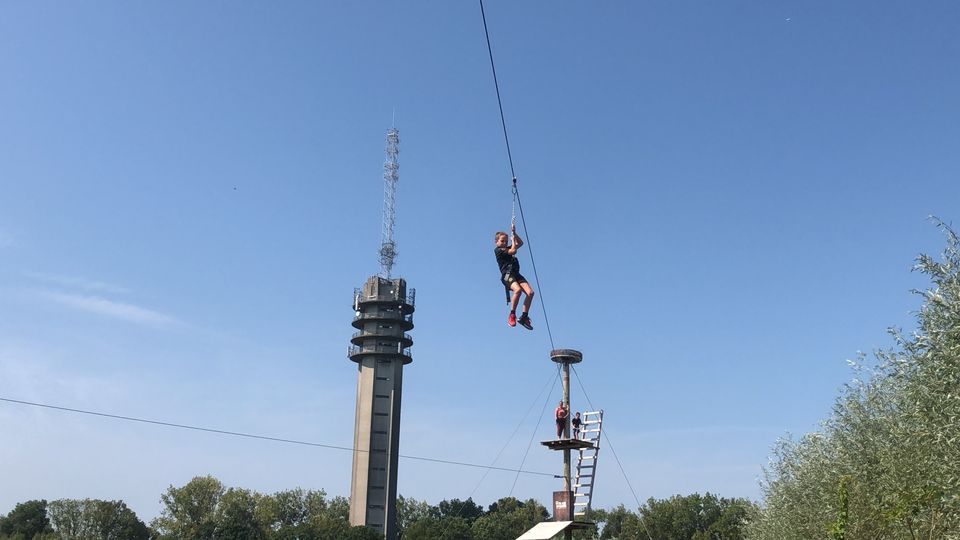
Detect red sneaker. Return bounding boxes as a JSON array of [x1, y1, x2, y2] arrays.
[[508, 312, 517, 327]]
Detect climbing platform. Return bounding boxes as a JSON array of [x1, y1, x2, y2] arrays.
[[540, 438, 595, 451]]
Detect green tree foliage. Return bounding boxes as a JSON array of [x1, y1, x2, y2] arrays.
[[1, 480, 756, 540], [396, 495, 437, 538], [151, 476, 224, 539], [148, 476, 378, 540], [471, 497, 548, 540], [437, 498, 484, 524], [595, 504, 643, 539], [641, 493, 753, 540], [213, 488, 265, 540], [397, 496, 487, 540], [258, 488, 348, 538], [749, 221, 960, 539], [828, 476, 850, 540], [261, 488, 327, 529], [340, 526, 385, 540], [324, 496, 350, 523], [396, 495, 552, 540], [591, 496, 753, 540], [402, 515, 474, 540], [47, 498, 149, 540], [0, 500, 52, 539]]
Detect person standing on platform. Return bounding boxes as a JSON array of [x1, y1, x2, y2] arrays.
[[571, 411, 582, 440], [555, 401, 568, 438]]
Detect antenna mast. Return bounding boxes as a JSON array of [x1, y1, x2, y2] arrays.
[[379, 127, 400, 277]]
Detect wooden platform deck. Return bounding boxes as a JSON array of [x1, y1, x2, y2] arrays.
[[540, 438, 596, 451]]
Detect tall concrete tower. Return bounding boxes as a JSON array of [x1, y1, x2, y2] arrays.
[[347, 127, 413, 540]]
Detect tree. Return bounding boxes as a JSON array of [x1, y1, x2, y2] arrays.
[[749, 221, 960, 539], [151, 475, 224, 539], [260, 488, 323, 530], [403, 516, 473, 540], [597, 504, 648, 540], [0, 500, 52, 539], [324, 496, 349, 523], [47, 499, 149, 540], [148, 477, 373, 540], [213, 488, 266, 539], [471, 497, 548, 540], [640, 493, 753, 540], [45, 499, 82, 539], [396, 495, 437, 539], [258, 487, 332, 538], [437, 498, 483, 523], [341, 525, 386, 540]]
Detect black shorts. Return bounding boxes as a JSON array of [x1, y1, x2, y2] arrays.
[[502, 272, 528, 288]]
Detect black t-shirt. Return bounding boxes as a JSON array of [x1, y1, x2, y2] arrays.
[[495, 247, 519, 276], [572, 417, 582, 428]]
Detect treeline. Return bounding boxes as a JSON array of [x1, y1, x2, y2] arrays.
[[0, 476, 379, 540], [748, 222, 960, 539], [0, 475, 754, 539], [396, 492, 754, 540]]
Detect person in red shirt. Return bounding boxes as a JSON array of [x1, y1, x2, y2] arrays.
[[555, 401, 568, 439]]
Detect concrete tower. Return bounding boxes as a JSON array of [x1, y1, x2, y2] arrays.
[[347, 127, 412, 540]]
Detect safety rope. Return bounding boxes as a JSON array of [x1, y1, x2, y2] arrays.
[[480, 0, 556, 350], [513, 187, 556, 350], [571, 367, 654, 540], [510, 370, 561, 496], [511, 179, 517, 230], [435, 371, 561, 539], [479, 0, 516, 182], [478, 12, 647, 534]]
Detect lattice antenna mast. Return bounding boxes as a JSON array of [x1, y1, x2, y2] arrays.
[[378, 127, 400, 277]]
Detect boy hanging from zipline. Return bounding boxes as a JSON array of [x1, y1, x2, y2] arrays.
[[495, 224, 535, 329]]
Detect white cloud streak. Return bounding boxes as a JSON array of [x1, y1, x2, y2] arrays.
[[25, 272, 129, 294], [0, 345, 125, 405], [38, 291, 180, 327]]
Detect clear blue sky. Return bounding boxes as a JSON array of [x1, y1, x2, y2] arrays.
[[2, 1, 959, 521]]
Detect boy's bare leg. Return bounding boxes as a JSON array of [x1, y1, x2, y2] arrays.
[[510, 282, 523, 311], [520, 282, 535, 313]]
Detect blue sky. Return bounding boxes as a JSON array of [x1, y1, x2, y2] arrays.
[[2, 1, 959, 522]]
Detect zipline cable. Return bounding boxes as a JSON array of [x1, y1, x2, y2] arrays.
[[478, 10, 648, 536], [513, 187, 556, 350], [462, 370, 560, 500], [509, 369, 560, 496], [479, 0, 516, 182], [436, 370, 560, 538], [479, 0, 557, 350], [570, 367, 654, 540], [0, 396, 556, 478]]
